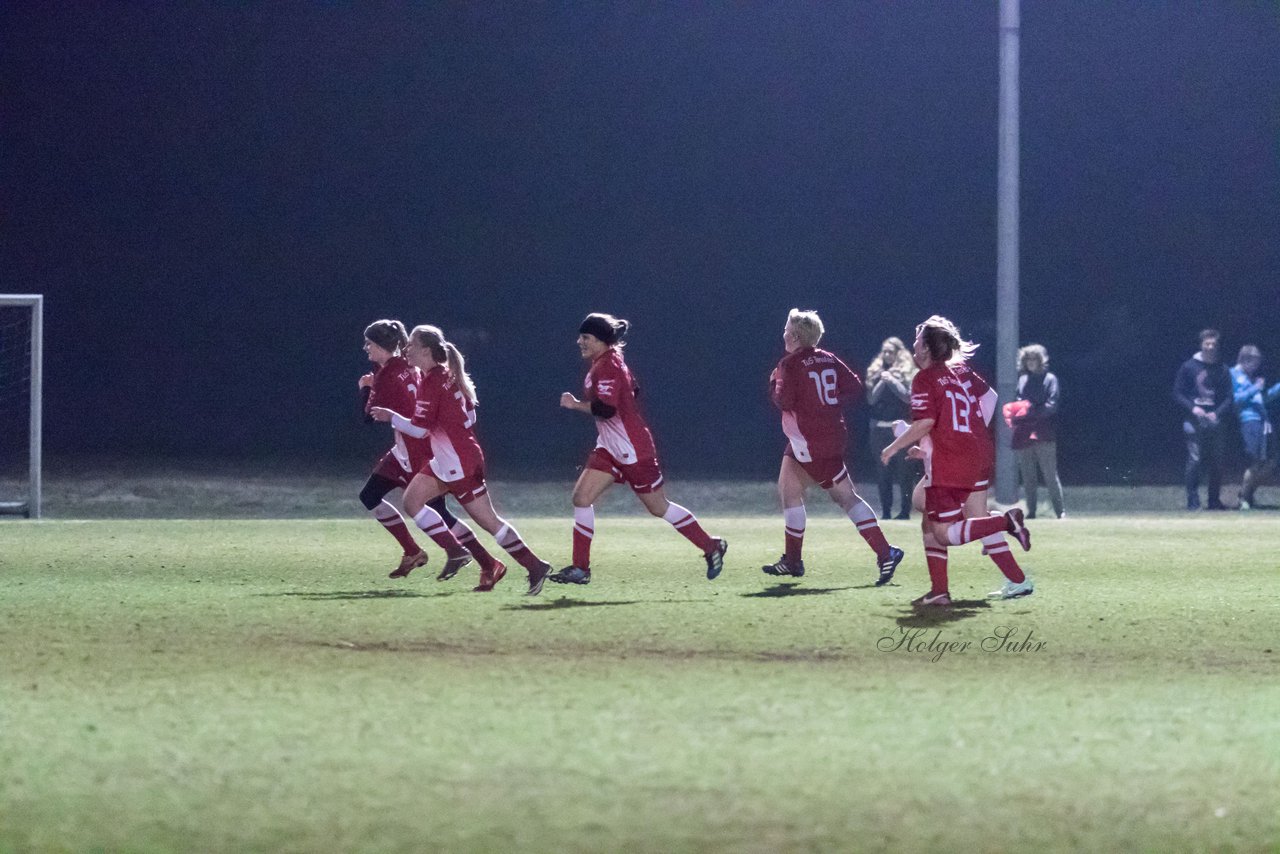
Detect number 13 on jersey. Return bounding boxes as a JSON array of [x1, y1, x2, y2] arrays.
[[944, 389, 972, 432]]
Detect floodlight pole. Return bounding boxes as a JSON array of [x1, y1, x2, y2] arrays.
[[995, 0, 1021, 505]]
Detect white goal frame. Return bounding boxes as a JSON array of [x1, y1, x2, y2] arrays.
[[0, 294, 42, 519]]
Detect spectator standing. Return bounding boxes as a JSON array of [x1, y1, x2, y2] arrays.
[[1173, 329, 1233, 510], [1011, 344, 1065, 519], [866, 337, 918, 519], [1231, 344, 1280, 510]]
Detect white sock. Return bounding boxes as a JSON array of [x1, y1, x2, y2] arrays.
[[412, 505, 447, 536], [783, 505, 806, 538], [662, 502, 696, 528], [574, 505, 595, 539]]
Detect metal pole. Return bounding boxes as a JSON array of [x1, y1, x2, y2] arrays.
[[995, 0, 1021, 505], [30, 295, 43, 519]]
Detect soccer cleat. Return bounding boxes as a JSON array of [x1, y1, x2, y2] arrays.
[[1238, 499, 1253, 512], [525, 561, 551, 596], [549, 565, 592, 585], [388, 551, 429, 579], [436, 552, 473, 581], [761, 555, 805, 577], [1005, 507, 1031, 552], [705, 537, 729, 580], [876, 546, 904, 587], [912, 591, 952, 607], [989, 576, 1034, 599], [473, 560, 507, 592]]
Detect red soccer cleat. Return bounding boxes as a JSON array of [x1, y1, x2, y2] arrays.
[[389, 551, 429, 579]]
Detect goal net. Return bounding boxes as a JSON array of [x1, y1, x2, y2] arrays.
[[0, 295, 42, 518]]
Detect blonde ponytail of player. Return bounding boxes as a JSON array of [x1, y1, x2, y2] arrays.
[[443, 342, 478, 406], [410, 324, 479, 405]]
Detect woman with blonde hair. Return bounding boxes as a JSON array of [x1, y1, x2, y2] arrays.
[[763, 309, 904, 585], [881, 315, 1031, 606], [370, 324, 552, 595], [866, 336, 918, 519], [1012, 343, 1065, 519], [357, 319, 494, 580]]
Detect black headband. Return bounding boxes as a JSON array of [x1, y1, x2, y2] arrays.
[[579, 315, 619, 345]]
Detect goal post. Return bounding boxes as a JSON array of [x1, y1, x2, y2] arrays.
[[0, 294, 42, 519]]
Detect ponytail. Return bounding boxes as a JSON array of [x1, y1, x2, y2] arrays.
[[916, 315, 979, 365], [443, 342, 478, 405], [410, 324, 478, 405]]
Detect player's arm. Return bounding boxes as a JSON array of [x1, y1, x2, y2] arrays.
[[774, 360, 798, 410], [834, 358, 862, 408], [881, 418, 933, 464], [560, 392, 613, 417], [369, 406, 428, 437]]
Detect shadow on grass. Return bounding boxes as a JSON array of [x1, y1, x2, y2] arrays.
[[267, 589, 453, 600], [502, 597, 641, 612], [741, 583, 857, 598], [893, 599, 991, 627]]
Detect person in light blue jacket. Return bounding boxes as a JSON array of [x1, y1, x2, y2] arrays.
[[1231, 344, 1280, 510]]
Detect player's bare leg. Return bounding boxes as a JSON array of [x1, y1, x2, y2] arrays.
[[822, 465, 903, 585], [764, 456, 810, 577], [637, 486, 726, 580], [459, 492, 549, 595], [400, 473, 472, 579], [551, 468, 615, 585]]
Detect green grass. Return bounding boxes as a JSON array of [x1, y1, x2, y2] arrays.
[[2, 515, 1278, 852]]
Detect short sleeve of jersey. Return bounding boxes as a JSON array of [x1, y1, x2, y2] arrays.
[[834, 356, 862, 405], [911, 371, 939, 422], [774, 357, 798, 410], [966, 368, 991, 399], [591, 358, 626, 406]]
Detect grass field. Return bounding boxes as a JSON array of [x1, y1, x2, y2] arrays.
[[2, 511, 1279, 852]]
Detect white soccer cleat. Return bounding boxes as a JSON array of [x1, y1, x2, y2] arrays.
[[989, 577, 1035, 600]]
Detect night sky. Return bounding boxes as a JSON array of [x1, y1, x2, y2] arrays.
[[2, 3, 1277, 483]]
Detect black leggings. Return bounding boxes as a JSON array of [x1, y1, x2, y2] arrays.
[[359, 473, 459, 528]]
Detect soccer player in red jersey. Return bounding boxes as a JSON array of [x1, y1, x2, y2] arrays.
[[881, 316, 1031, 606], [762, 309, 904, 584], [898, 357, 1034, 600], [549, 313, 727, 585], [370, 325, 551, 595], [358, 320, 496, 580]]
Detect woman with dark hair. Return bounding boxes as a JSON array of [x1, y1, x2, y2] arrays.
[[881, 315, 1032, 606], [866, 336, 918, 519], [550, 313, 727, 586], [370, 324, 551, 595], [358, 320, 494, 580]]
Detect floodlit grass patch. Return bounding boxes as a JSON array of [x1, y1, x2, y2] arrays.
[[1, 516, 1278, 851]]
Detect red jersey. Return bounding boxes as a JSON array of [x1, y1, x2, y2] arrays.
[[366, 356, 431, 473], [411, 365, 485, 481], [584, 349, 657, 464], [949, 361, 996, 485], [771, 347, 862, 461], [911, 361, 989, 490]]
